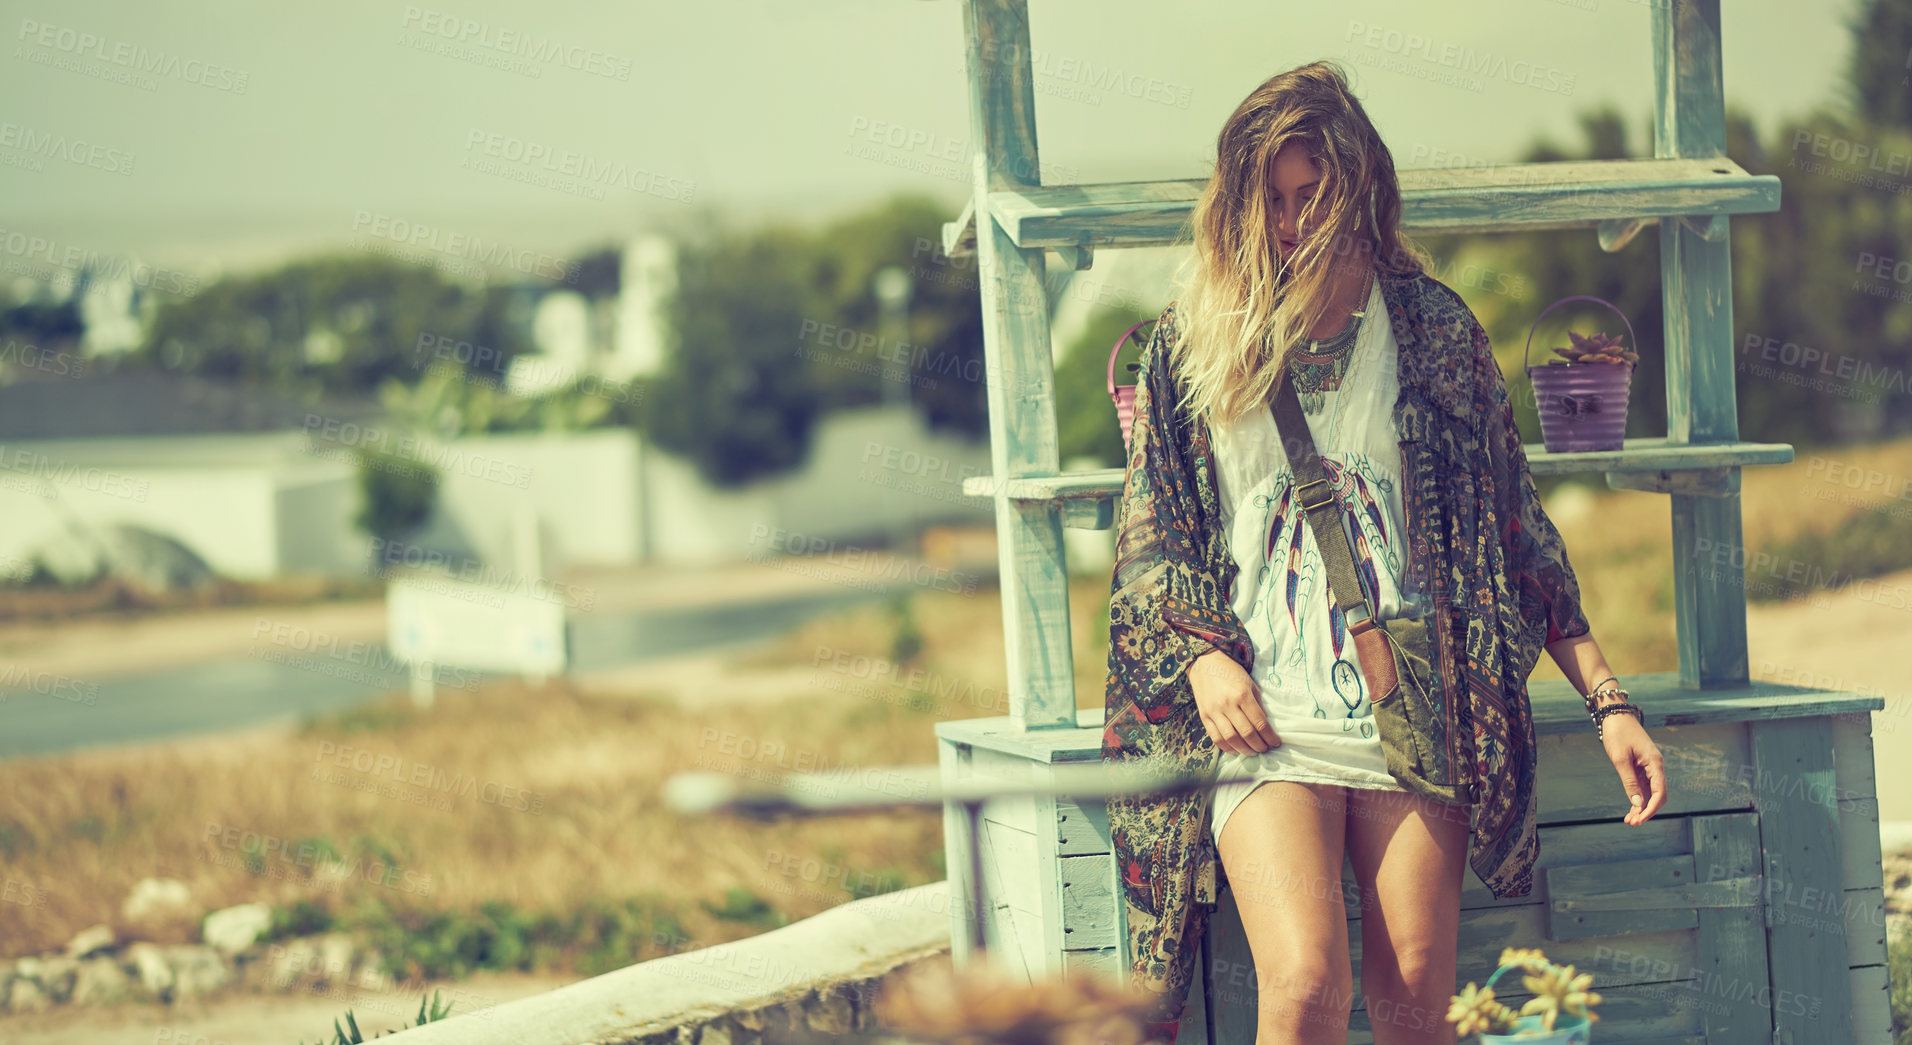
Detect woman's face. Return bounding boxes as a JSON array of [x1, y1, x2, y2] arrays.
[[1268, 140, 1325, 266]]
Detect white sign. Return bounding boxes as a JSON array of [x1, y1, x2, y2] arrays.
[[388, 576, 568, 678]]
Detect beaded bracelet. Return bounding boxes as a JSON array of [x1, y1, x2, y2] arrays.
[[1583, 679, 1641, 740], [1593, 702, 1644, 740]]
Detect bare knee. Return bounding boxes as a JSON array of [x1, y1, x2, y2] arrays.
[[1363, 935, 1450, 998], [1257, 958, 1353, 1031]]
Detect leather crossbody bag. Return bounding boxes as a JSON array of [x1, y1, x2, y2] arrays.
[[1266, 365, 1456, 797]]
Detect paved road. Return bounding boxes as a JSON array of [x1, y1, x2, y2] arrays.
[[0, 586, 904, 759]]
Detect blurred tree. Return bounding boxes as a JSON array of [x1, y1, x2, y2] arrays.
[[806, 194, 988, 438], [352, 448, 439, 544], [634, 193, 985, 488], [644, 222, 821, 487], [1843, 0, 1912, 130], [0, 295, 83, 355], [133, 254, 530, 400], [568, 246, 623, 299]]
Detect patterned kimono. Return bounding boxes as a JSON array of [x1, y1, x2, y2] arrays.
[[1101, 269, 1592, 1025]]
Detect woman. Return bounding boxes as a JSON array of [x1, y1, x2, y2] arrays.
[[1100, 61, 1667, 1044]]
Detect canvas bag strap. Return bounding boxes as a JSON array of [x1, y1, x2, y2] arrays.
[[1268, 366, 1379, 637]]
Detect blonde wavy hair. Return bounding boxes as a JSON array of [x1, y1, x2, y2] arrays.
[[1164, 60, 1431, 428]]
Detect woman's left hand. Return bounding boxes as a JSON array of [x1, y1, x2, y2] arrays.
[[1601, 716, 1667, 825]]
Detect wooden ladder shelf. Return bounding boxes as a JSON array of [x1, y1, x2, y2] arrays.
[[931, 2, 1893, 1042]]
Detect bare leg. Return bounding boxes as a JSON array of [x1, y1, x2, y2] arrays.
[[1345, 787, 1471, 1045], [1214, 781, 1353, 1045]]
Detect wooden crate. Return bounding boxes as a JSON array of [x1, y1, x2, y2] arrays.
[[935, 683, 1892, 1044]]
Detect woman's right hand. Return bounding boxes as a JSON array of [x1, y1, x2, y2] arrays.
[[1189, 649, 1281, 755]]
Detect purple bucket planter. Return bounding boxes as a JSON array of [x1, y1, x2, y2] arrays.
[[1530, 361, 1633, 452], [1524, 295, 1638, 454]]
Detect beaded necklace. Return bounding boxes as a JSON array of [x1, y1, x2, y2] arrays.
[[1284, 267, 1375, 414]]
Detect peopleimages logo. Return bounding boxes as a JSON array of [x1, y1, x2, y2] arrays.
[[14, 18, 251, 93], [0, 121, 136, 175], [462, 129, 694, 203], [398, 6, 633, 80]]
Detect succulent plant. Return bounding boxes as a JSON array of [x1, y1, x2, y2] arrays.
[[1546, 329, 1639, 366], [1447, 946, 1604, 1039], [1447, 982, 1520, 1037]]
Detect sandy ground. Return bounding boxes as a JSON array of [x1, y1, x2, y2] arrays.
[[0, 971, 579, 1045], [1742, 564, 1912, 825]]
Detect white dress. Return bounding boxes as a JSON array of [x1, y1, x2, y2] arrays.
[[1206, 277, 1434, 848]]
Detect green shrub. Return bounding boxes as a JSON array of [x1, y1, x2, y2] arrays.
[[329, 894, 686, 982], [351, 447, 439, 543], [700, 887, 784, 930], [266, 897, 336, 941]]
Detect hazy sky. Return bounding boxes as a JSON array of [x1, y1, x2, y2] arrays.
[[0, 0, 1862, 276]]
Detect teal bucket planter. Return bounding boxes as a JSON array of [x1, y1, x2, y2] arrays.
[[1479, 1012, 1592, 1044]]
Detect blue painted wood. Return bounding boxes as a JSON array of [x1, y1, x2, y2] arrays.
[[1749, 718, 1854, 1044], [960, 0, 1076, 731], [1655, 0, 1754, 690], [1691, 811, 1770, 1043], [962, 439, 1793, 531], [942, 158, 1781, 254], [937, 737, 980, 967], [932, 678, 1886, 763]]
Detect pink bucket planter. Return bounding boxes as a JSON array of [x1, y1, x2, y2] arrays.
[[1107, 316, 1155, 452], [1524, 295, 1638, 454]]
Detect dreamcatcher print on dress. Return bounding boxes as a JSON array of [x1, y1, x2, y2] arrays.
[[1243, 453, 1400, 738]]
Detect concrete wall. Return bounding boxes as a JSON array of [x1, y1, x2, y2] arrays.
[[637, 403, 993, 566], [0, 406, 994, 581], [426, 428, 643, 568], [377, 881, 955, 1045], [0, 433, 339, 581]]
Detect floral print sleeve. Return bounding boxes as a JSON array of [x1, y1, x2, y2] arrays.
[[1471, 314, 1594, 650], [1108, 305, 1254, 711]]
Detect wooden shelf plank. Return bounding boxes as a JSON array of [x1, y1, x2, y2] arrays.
[[943, 157, 1779, 254], [932, 673, 1887, 764], [961, 438, 1794, 507]]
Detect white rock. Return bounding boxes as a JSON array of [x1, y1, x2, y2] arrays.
[[354, 951, 392, 992], [165, 946, 231, 1001], [317, 933, 356, 983], [72, 958, 133, 1004], [125, 942, 173, 999], [65, 923, 116, 959], [266, 939, 318, 989], [7, 976, 49, 1013], [202, 902, 273, 954], [122, 877, 192, 923]]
